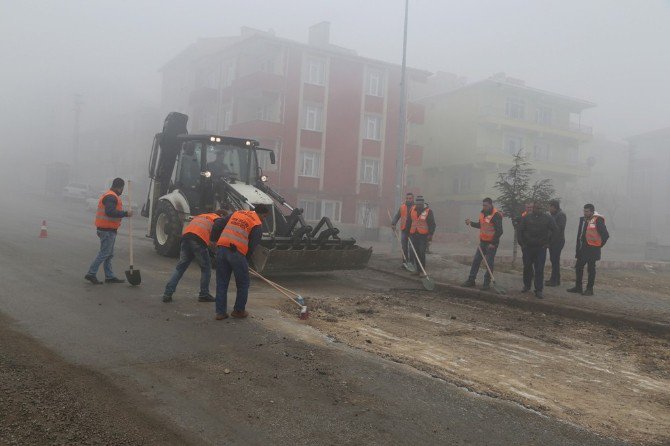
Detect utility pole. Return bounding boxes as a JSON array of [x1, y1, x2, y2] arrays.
[[394, 0, 409, 211], [72, 94, 84, 176]]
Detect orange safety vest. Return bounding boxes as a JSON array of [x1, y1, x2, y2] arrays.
[[95, 190, 123, 230], [217, 210, 262, 255], [398, 203, 411, 231], [479, 208, 500, 243], [585, 215, 603, 247], [183, 213, 219, 244], [410, 206, 431, 235]]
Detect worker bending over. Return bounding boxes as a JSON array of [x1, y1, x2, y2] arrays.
[[162, 209, 229, 303], [210, 204, 271, 320], [462, 197, 503, 290]]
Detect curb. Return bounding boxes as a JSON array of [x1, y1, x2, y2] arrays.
[[367, 266, 670, 337]]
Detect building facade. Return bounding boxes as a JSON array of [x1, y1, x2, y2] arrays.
[[161, 23, 428, 235], [415, 73, 595, 233]]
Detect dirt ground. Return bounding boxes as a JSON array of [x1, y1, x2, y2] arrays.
[[0, 315, 194, 446], [283, 278, 670, 445]]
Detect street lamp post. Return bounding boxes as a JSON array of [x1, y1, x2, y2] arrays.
[[394, 0, 409, 212]]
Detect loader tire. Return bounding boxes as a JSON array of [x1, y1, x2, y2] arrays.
[[153, 200, 181, 257]]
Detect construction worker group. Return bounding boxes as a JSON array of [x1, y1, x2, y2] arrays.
[[85, 179, 610, 318], [393, 193, 609, 298], [85, 177, 270, 320]]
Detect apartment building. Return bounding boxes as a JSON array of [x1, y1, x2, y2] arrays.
[[160, 23, 428, 234], [415, 73, 595, 232]]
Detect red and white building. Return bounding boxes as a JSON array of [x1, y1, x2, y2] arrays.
[[161, 23, 428, 235]]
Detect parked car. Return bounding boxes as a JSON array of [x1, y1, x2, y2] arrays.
[[63, 183, 92, 200]]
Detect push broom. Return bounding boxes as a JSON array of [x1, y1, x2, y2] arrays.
[[249, 268, 308, 319]]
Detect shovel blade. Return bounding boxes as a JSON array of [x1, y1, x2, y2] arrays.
[[421, 277, 435, 291], [125, 268, 141, 286]]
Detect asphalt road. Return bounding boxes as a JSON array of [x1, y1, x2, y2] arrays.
[[0, 190, 626, 446]]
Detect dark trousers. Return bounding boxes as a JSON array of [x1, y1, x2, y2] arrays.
[[468, 242, 497, 283], [409, 233, 428, 269], [215, 246, 250, 315], [400, 230, 410, 263], [164, 238, 211, 296], [548, 240, 565, 284], [575, 257, 597, 290], [523, 246, 547, 291]]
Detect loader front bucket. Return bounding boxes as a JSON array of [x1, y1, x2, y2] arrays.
[[251, 244, 372, 274]]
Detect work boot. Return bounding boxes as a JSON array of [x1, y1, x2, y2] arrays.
[[231, 310, 249, 319], [535, 290, 544, 299], [521, 286, 531, 293], [162, 294, 173, 303], [461, 279, 476, 288], [582, 288, 594, 296], [84, 274, 103, 285], [215, 313, 229, 320], [198, 293, 215, 302], [566, 286, 583, 294], [481, 281, 491, 291], [105, 277, 125, 284]]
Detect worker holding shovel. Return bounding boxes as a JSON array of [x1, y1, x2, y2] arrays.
[[408, 196, 435, 277], [85, 178, 133, 285], [461, 198, 503, 291], [391, 192, 415, 269]]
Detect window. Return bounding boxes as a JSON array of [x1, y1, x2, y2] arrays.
[[357, 202, 379, 228], [505, 97, 525, 120], [299, 151, 321, 177], [224, 64, 235, 87], [567, 147, 579, 165], [322, 200, 342, 222], [303, 104, 323, 131], [364, 114, 382, 140], [306, 58, 326, 85], [222, 105, 232, 131], [360, 158, 380, 184], [533, 141, 550, 161], [366, 69, 385, 96], [536, 106, 552, 125], [452, 177, 471, 194], [504, 134, 524, 155], [298, 199, 319, 221]]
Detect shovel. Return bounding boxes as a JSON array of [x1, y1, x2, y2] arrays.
[[386, 209, 416, 273], [407, 236, 435, 291], [477, 244, 505, 295], [125, 180, 141, 286]]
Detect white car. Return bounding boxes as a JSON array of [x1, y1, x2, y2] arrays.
[[63, 183, 92, 200]]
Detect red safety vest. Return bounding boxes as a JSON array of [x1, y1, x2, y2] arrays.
[[479, 208, 501, 243], [398, 203, 411, 231], [183, 213, 219, 244], [585, 215, 604, 247], [95, 190, 123, 230], [217, 210, 262, 255], [410, 206, 431, 235]]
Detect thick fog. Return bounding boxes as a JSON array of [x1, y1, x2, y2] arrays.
[[1, 0, 669, 252]]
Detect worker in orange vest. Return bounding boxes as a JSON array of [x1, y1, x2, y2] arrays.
[[162, 209, 229, 303], [462, 197, 503, 290], [210, 204, 271, 320], [567, 203, 609, 296], [408, 196, 435, 276], [391, 192, 414, 267], [85, 178, 133, 285]]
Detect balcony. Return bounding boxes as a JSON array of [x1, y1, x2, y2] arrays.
[[474, 147, 590, 176], [479, 106, 593, 141]]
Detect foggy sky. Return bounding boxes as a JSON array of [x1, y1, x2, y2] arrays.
[[2, 0, 670, 146]]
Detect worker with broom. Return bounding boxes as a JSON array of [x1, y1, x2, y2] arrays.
[[84, 178, 133, 285], [408, 196, 436, 277], [461, 198, 503, 291], [391, 192, 414, 269], [210, 204, 271, 320], [162, 209, 229, 303]]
